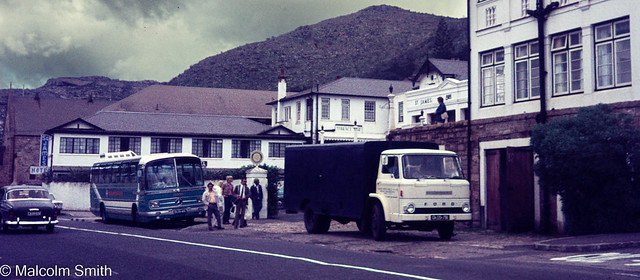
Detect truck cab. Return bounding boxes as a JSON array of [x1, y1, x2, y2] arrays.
[[370, 149, 471, 240]]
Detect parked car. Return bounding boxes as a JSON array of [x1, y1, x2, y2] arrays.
[[48, 193, 63, 215], [0, 185, 58, 233], [277, 185, 284, 209]]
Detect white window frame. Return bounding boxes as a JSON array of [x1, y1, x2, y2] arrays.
[[514, 41, 540, 102], [486, 6, 496, 27], [552, 30, 583, 96], [521, 0, 529, 18], [321, 98, 330, 120], [480, 49, 505, 107], [595, 18, 631, 89], [284, 106, 291, 122], [341, 99, 350, 121], [364, 101, 376, 122], [398, 101, 404, 123]]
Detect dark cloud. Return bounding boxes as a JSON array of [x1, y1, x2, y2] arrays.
[[97, 0, 184, 24], [0, 0, 465, 89]]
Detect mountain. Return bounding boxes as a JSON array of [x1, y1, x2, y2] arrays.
[[168, 5, 468, 92], [0, 76, 158, 101], [0, 5, 468, 144]]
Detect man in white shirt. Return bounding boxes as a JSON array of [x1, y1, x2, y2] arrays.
[[202, 182, 224, 231]]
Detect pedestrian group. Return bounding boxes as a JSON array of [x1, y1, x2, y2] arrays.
[[202, 175, 264, 231]]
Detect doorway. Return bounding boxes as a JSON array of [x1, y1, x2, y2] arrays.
[[485, 147, 534, 232]]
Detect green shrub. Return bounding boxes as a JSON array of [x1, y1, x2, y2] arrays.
[[531, 104, 640, 235]]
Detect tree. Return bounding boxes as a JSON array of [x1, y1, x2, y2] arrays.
[[430, 18, 454, 59], [531, 104, 640, 235]]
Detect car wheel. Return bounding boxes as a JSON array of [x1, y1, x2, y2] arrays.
[[46, 224, 55, 233], [371, 203, 387, 241], [0, 216, 7, 233]]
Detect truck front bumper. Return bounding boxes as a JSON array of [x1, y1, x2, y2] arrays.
[[390, 213, 472, 223]]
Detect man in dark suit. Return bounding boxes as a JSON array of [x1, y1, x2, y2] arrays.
[[233, 178, 251, 229], [250, 178, 264, 220]]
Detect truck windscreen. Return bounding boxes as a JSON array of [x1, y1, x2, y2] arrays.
[[402, 155, 464, 179]]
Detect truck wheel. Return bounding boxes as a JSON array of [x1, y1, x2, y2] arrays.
[[371, 203, 386, 241], [356, 218, 371, 235], [438, 221, 454, 240], [304, 206, 330, 234]]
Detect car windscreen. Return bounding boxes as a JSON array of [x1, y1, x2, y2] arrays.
[[7, 189, 50, 200], [402, 155, 465, 179]]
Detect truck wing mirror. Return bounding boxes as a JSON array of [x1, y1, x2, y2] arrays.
[[381, 156, 389, 166]]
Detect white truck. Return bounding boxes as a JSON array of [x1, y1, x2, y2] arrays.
[[284, 141, 472, 241]]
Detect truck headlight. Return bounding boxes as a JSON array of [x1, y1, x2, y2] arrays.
[[462, 203, 471, 213], [149, 201, 160, 209], [404, 203, 416, 214]]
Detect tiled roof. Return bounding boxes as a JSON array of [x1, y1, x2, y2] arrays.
[[100, 85, 276, 119], [429, 58, 468, 80], [11, 96, 113, 136], [276, 77, 414, 103], [84, 111, 272, 136]]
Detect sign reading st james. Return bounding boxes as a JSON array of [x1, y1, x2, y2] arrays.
[[40, 135, 49, 166]]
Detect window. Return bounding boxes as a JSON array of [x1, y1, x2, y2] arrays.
[[341, 99, 350, 121], [232, 140, 261, 158], [284, 106, 291, 122], [192, 139, 222, 158], [514, 41, 540, 101], [398, 101, 404, 123], [151, 138, 182, 154], [269, 143, 299, 158], [486, 6, 496, 27], [108, 137, 141, 154], [552, 30, 583, 96], [521, 0, 529, 18], [480, 49, 505, 106], [306, 98, 313, 121], [60, 137, 100, 154], [364, 101, 376, 122], [296, 101, 301, 124], [595, 18, 631, 89], [321, 98, 330, 119]]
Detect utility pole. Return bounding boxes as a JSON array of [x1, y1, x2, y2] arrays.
[[527, 0, 558, 234], [527, 0, 558, 124]]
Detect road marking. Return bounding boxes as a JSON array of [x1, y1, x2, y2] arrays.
[[58, 225, 440, 280], [551, 253, 640, 264]]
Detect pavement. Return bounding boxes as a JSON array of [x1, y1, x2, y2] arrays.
[[61, 210, 640, 255]]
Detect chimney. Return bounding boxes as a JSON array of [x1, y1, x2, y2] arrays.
[[277, 69, 287, 124]]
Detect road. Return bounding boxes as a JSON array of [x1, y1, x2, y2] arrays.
[[0, 217, 636, 280]]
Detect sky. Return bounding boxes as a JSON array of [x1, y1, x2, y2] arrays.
[[0, 0, 467, 89]]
